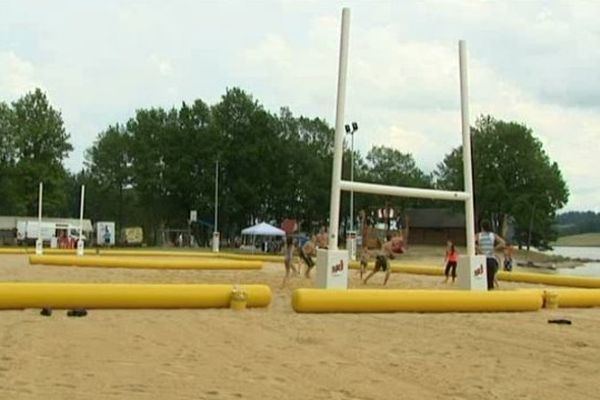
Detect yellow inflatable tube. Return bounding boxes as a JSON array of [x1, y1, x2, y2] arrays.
[[99, 250, 283, 262], [0, 248, 27, 254], [349, 261, 600, 288], [292, 289, 542, 313], [0, 247, 284, 262], [100, 249, 215, 257], [29, 255, 263, 270], [0, 248, 79, 255], [552, 289, 600, 308], [218, 253, 284, 263], [349, 261, 444, 276], [0, 283, 271, 309], [522, 289, 600, 308], [498, 271, 600, 288]]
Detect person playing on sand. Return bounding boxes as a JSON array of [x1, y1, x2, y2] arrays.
[[363, 232, 406, 285], [299, 235, 316, 278], [316, 226, 329, 249], [476, 220, 506, 290], [503, 243, 513, 271], [282, 236, 299, 286], [443, 240, 459, 283], [359, 249, 370, 280]]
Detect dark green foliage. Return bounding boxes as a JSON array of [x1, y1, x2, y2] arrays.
[[435, 115, 569, 249], [0, 89, 72, 216], [556, 211, 600, 235], [1, 89, 571, 249]]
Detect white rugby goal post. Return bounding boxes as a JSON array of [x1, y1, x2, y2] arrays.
[[317, 8, 487, 291]]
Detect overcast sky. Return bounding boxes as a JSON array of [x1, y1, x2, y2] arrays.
[[1, 1, 598, 212]]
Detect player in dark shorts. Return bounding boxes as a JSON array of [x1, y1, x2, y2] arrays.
[[363, 233, 404, 286], [299, 236, 316, 278]]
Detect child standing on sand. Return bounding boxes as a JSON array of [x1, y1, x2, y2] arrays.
[[359, 250, 370, 279], [443, 240, 459, 283], [503, 243, 513, 271], [282, 236, 299, 287]]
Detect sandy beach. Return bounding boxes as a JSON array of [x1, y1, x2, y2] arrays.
[[1, 253, 599, 400]]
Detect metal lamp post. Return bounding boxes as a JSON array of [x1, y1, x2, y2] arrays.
[[344, 122, 358, 260], [212, 159, 220, 252]]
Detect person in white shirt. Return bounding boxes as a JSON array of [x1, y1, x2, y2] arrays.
[[475, 220, 506, 290]]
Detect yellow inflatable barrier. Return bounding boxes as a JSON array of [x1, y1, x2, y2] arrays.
[[522, 289, 600, 308], [0, 247, 284, 262], [349, 261, 444, 276], [100, 249, 215, 258], [0, 248, 81, 255], [551, 289, 600, 308], [498, 271, 600, 288], [217, 253, 284, 263], [350, 261, 600, 288], [99, 249, 283, 262], [292, 289, 543, 313], [0, 283, 271, 309], [29, 255, 263, 270], [0, 248, 27, 254]]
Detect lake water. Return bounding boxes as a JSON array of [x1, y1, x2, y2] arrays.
[[546, 246, 600, 277]]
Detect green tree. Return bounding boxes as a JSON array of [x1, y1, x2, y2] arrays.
[[11, 88, 73, 216], [435, 115, 569, 249], [0, 102, 19, 214], [361, 145, 433, 212], [211, 88, 282, 234], [85, 124, 131, 232], [159, 100, 216, 237], [126, 107, 170, 244]]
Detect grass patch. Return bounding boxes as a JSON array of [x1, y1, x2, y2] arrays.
[[554, 233, 600, 247]]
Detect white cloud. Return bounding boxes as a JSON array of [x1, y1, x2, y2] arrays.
[[0, 1, 598, 211], [149, 54, 173, 76], [236, 6, 599, 210], [0, 51, 41, 100]]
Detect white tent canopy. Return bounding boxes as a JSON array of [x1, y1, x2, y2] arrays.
[[241, 222, 285, 237]]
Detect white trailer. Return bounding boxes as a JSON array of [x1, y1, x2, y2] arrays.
[[16, 220, 85, 245], [17, 220, 56, 244]]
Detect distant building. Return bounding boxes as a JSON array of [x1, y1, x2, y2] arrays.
[[405, 208, 466, 246], [0, 215, 93, 245]]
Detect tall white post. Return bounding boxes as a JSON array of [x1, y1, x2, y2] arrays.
[[318, 8, 351, 289], [327, 7, 351, 250], [212, 159, 220, 252], [35, 182, 43, 255], [457, 40, 487, 291], [459, 40, 476, 257], [77, 184, 85, 256]]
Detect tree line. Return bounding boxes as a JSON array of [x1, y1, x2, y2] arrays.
[[0, 88, 569, 247], [556, 212, 600, 236]]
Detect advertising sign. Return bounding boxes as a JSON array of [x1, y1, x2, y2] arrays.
[[97, 222, 116, 246]]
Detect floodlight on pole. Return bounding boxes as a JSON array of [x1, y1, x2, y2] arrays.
[[77, 185, 85, 256], [212, 159, 220, 252], [345, 122, 358, 233], [35, 182, 43, 255], [345, 122, 358, 262]]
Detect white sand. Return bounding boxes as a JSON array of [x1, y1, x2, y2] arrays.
[[0, 254, 599, 400]]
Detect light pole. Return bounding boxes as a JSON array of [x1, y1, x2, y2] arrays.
[[344, 122, 358, 260], [77, 184, 85, 256], [212, 159, 220, 252], [35, 182, 43, 255]]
